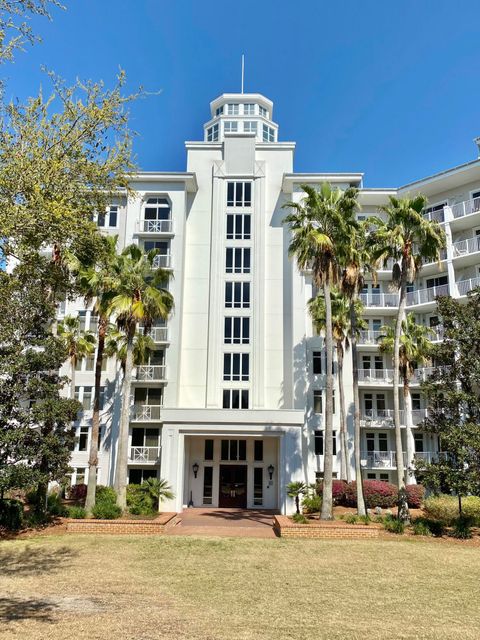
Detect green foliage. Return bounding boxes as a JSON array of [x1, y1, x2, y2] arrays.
[[91, 502, 122, 520], [95, 485, 117, 505], [412, 519, 433, 536], [344, 514, 358, 524], [67, 506, 87, 519], [292, 513, 309, 524], [0, 498, 24, 530], [423, 495, 480, 526], [383, 517, 405, 534], [302, 494, 322, 514], [451, 516, 474, 540], [287, 481, 307, 514], [47, 492, 67, 517], [127, 484, 155, 516]]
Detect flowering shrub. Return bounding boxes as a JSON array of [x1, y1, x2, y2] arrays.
[[344, 480, 398, 508], [68, 484, 87, 502], [406, 484, 425, 508], [316, 480, 348, 505]]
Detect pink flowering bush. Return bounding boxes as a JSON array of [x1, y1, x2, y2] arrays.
[[316, 480, 348, 505], [345, 480, 398, 508], [406, 484, 425, 508]]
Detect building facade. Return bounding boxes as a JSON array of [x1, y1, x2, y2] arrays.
[[64, 92, 480, 514]]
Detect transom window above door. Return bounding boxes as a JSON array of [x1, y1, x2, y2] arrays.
[[221, 439, 247, 461]]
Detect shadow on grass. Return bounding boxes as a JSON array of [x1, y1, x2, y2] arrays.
[[0, 596, 57, 623], [0, 544, 78, 576]]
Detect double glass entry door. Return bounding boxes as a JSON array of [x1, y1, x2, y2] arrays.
[[218, 465, 248, 508]]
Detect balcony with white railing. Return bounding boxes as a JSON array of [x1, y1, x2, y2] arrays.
[[457, 276, 480, 296], [358, 330, 383, 345], [137, 219, 173, 234], [152, 253, 172, 269], [409, 367, 435, 384], [422, 248, 448, 265], [376, 258, 396, 272], [423, 208, 445, 224], [406, 284, 449, 306], [130, 404, 163, 421], [361, 408, 428, 427], [135, 365, 167, 382], [359, 292, 398, 308], [361, 450, 397, 469], [138, 326, 169, 343], [452, 236, 480, 258], [128, 445, 161, 463], [358, 369, 394, 384], [451, 197, 480, 220]]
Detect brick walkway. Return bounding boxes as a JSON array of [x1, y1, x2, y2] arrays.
[[165, 508, 278, 538]]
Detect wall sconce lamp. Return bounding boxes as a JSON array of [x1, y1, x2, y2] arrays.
[[192, 462, 199, 479], [268, 464, 274, 481]]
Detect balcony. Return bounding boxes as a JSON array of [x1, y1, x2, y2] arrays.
[[358, 369, 394, 384], [358, 330, 383, 345], [139, 326, 169, 343], [130, 404, 163, 421], [376, 258, 396, 272], [406, 284, 449, 306], [361, 409, 428, 427], [423, 208, 445, 224], [422, 248, 448, 265], [135, 365, 167, 382], [359, 292, 398, 308], [361, 450, 397, 469], [457, 276, 480, 296], [128, 445, 161, 463], [152, 253, 172, 269], [452, 236, 480, 258], [409, 367, 434, 383], [451, 197, 480, 220], [137, 219, 173, 234]]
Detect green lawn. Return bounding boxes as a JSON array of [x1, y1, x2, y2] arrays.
[[1, 534, 479, 639]]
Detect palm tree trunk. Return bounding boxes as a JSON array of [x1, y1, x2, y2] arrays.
[[320, 281, 334, 520], [85, 316, 107, 514], [70, 357, 76, 400], [350, 299, 366, 516], [337, 341, 350, 483], [114, 328, 135, 510], [403, 380, 415, 486], [394, 273, 409, 522]]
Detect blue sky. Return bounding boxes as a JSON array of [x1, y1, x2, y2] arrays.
[[9, 0, 480, 187]]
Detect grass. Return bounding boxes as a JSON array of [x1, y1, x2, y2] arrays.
[[1, 535, 479, 639]]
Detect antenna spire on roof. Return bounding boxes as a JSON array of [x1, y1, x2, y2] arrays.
[[241, 54, 245, 94]]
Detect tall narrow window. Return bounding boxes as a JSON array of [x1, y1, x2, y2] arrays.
[[254, 440, 264, 461], [204, 439, 214, 461], [227, 182, 252, 207], [207, 124, 219, 142], [224, 317, 250, 344], [262, 124, 275, 142], [222, 389, 249, 409], [226, 248, 251, 273], [313, 351, 322, 374], [313, 390, 323, 414], [254, 467, 263, 506], [203, 466, 213, 505], [225, 282, 250, 308], [226, 213, 251, 240], [314, 431, 323, 455], [223, 353, 249, 381]]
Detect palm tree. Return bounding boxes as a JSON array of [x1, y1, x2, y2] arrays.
[[370, 195, 445, 521], [75, 234, 119, 514], [284, 183, 358, 520], [287, 481, 307, 515], [58, 315, 96, 400], [378, 313, 433, 485], [105, 328, 156, 371], [141, 477, 174, 511], [308, 289, 365, 484], [107, 244, 173, 510]]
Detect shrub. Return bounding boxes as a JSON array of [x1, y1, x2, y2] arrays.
[[451, 516, 474, 540], [47, 493, 68, 517], [423, 495, 480, 526], [68, 484, 87, 502], [406, 484, 425, 508], [0, 499, 24, 530], [95, 485, 117, 505], [412, 519, 432, 536], [316, 480, 348, 505], [68, 506, 87, 519], [91, 502, 122, 520], [345, 480, 398, 509], [344, 514, 358, 524], [292, 513, 309, 524], [302, 494, 321, 514], [383, 517, 405, 534], [358, 515, 371, 525], [127, 484, 155, 516]]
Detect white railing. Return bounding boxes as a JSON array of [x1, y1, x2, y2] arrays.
[[358, 369, 394, 383], [129, 446, 161, 463], [451, 197, 480, 219], [423, 208, 445, 223], [358, 330, 383, 344], [362, 409, 428, 426], [152, 253, 172, 269], [406, 283, 449, 306], [130, 404, 163, 421], [457, 276, 480, 296], [377, 258, 396, 271], [135, 365, 167, 381], [409, 367, 435, 383], [138, 326, 168, 342], [359, 292, 398, 307], [361, 451, 397, 469], [412, 451, 437, 464], [422, 248, 448, 264], [453, 236, 480, 258], [138, 219, 172, 233]]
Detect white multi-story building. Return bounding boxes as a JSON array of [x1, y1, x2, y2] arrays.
[[64, 91, 480, 514]]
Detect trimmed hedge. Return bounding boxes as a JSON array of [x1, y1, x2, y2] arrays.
[[0, 499, 24, 530], [345, 480, 398, 508], [406, 484, 425, 508], [423, 495, 480, 526], [316, 480, 348, 505]]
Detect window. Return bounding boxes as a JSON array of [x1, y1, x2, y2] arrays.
[[426, 275, 448, 289], [227, 103, 239, 115], [74, 467, 86, 485], [243, 103, 255, 115], [378, 433, 388, 452], [312, 351, 322, 374], [222, 389, 249, 409], [134, 387, 163, 406], [226, 247, 251, 273], [221, 439, 247, 461], [97, 205, 118, 228], [204, 439, 214, 461], [143, 197, 171, 232], [367, 473, 376, 480], [203, 466, 213, 504], [313, 389, 323, 414], [225, 281, 250, 308], [412, 393, 421, 411], [78, 310, 87, 332], [254, 440, 263, 461], [259, 105, 267, 117], [128, 469, 158, 484], [75, 386, 92, 411], [75, 426, 89, 451], [379, 473, 389, 482], [314, 431, 323, 455], [254, 467, 263, 505], [224, 121, 238, 133], [215, 106, 224, 116], [223, 353, 249, 381], [414, 433, 424, 453], [224, 317, 250, 344], [207, 124, 219, 142], [227, 182, 252, 207], [243, 121, 257, 134], [226, 213, 251, 240], [262, 124, 275, 142]]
